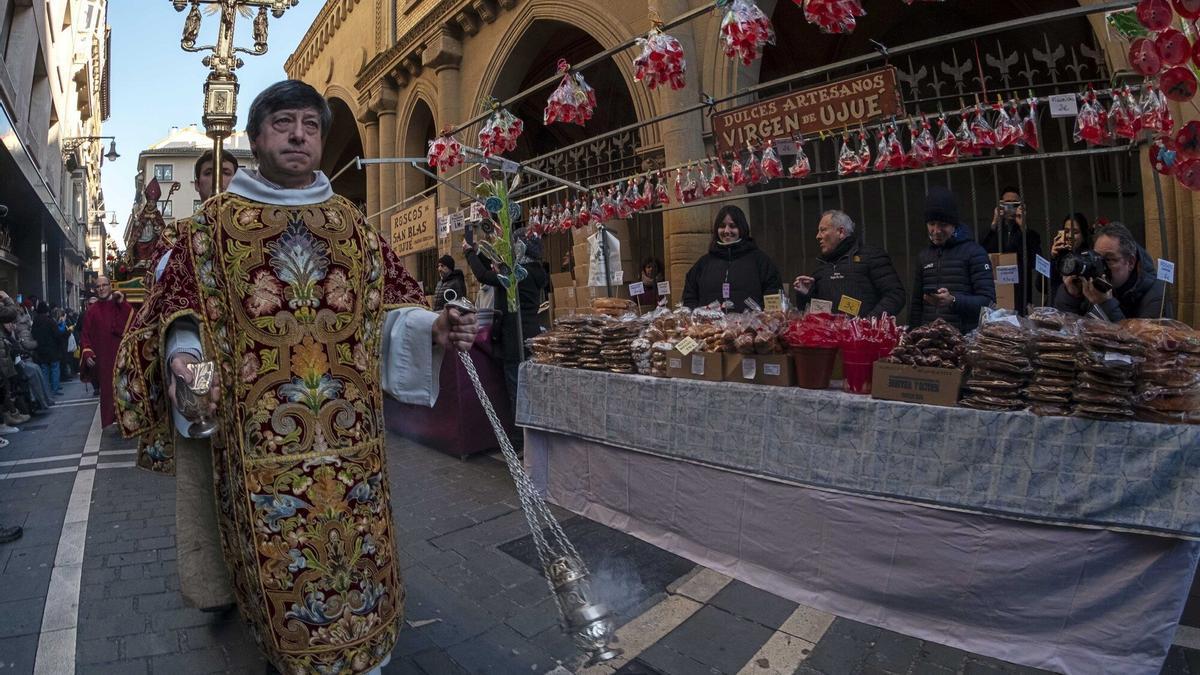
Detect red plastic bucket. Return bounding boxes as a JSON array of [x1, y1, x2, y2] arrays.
[[790, 346, 839, 389]]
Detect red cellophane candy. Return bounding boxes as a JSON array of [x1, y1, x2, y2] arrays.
[[800, 0, 866, 34], [1129, 37, 1164, 76], [544, 60, 596, 126], [602, 188, 618, 220], [1141, 85, 1175, 134], [712, 160, 733, 193], [761, 141, 783, 179], [909, 119, 937, 168], [673, 170, 685, 205], [682, 165, 700, 202], [590, 197, 605, 223], [873, 130, 892, 172], [731, 156, 747, 185], [1110, 89, 1142, 140], [1022, 99, 1041, 151], [1137, 0, 1175, 31], [954, 113, 980, 156], [837, 135, 861, 176], [700, 160, 719, 197], [856, 131, 872, 172], [1156, 28, 1192, 67], [426, 133, 463, 171], [935, 116, 959, 164], [655, 172, 671, 206], [529, 206, 544, 236], [576, 200, 592, 228], [1074, 94, 1105, 145], [789, 139, 811, 178], [720, 0, 776, 66], [560, 201, 575, 231], [1161, 65, 1200, 102], [781, 312, 844, 349], [885, 126, 906, 170], [478, 105, 524, 157], [634, 176, 653, 211], [634, 27, 687, 91], [993, 103, 1024, 149], [970, 106, 996, 148], [745, 146, 764, 184]]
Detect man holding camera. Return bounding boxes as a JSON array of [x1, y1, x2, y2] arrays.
[[1053, 221, 1171, 321], [982, 187, 1042, 314]]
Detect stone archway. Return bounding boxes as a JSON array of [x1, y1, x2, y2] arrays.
[[323, 96, 366, 208]]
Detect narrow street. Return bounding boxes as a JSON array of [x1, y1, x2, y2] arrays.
[[0, 379, 1196, 674]]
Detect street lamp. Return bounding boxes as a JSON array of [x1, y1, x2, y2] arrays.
[[63, 136, 120, 163]]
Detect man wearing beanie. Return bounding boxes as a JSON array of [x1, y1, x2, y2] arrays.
[[433, 254, 467, 311], [910, 186, 996, 332]]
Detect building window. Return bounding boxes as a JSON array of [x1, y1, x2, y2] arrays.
[[153, 164, 173, 181], [158, 200, 173, 217], [193, 200, 203, 213]]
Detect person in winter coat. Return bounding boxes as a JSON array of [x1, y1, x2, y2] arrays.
[[31, 302, 63, 395], [682, 205, 782, 310], [910, 187, 997, 332], [432, 254, 468, 311], [791, 210, 905, 317], [463, 231, 549, 404], [1054, 221, 1171, 321], [982, 186, 1042, 314]]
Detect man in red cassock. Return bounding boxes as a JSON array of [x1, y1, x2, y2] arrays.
[[81, 276, 132, 426]]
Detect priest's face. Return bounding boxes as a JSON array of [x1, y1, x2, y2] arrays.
[[251, 107, 323, 189]]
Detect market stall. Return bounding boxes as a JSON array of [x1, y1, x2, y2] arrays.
[[517, 362, 1200, 675]]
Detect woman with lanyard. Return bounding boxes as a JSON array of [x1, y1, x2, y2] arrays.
[[682, 205, 782, 310]]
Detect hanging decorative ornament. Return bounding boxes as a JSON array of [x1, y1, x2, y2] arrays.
[[761, 140, 784, 179], [655, 171, 671, 206], [673, 169, 685, 205], [602, 187, 619, 220], [1176, 158, 1200, 189], [1110, 89, 1142, 140], [683, 165, 701, 202], [699, 159, 718, 197], [1137, 0, 1175, 31], [954, 112, 981, 156], [719, 0, 776, 66], [478, 100, 524, 157], [873, 129, 892, 172], [1129, 37, 1164, 76], [1156, 28, 1192, 66], [714, 158, 733, 193], [426, 131, 464, 171], [561, 200, 577, 230], [633, 24, 687, 91], [1175, 0, 1200, 18], [789, 137, 812, 178], [1150, 136, 1180, 175], [1140, 84, 1174, 133], [1074, 93, 1105, 145], [1161, 65, 1199, 101], [624, 179, 643, 213], [909, 118, 937, 168], [855, 130, 872, 172], [544, 59, 597, 126], [935, 115, 959, 164], [969, 105, 997, 149], [575, 199, 591, 228], [590, 196, 605, 223], [1021, 98, 1041, 151], [837, 134, 861, 176], [634, 176, 653, 211], [799, 0, 866, 34]]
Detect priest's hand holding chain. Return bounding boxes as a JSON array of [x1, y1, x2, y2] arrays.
[[433, 306, 478, 352]]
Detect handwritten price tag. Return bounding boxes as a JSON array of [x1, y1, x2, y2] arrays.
[[675, 336, 699, 356], [838, 295, 862, 317], [809, 299, 833, 315], [628, 281, 645, 297], [657, 281, 671, 296], [763, 294, 782, 312], [1158, 258, 1176, 284], [1035, 255, 1051, 279], [996, 265, 1020, 285], [1049, 94, 1078, 118], [741, 357, 757, 380], [690, 354, 706, 376]]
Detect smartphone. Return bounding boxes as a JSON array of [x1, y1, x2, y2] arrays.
[[464, 221, 475, 247], [999, 200, 1022, 217]]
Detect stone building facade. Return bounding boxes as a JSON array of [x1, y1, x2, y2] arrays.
[[0, 0, 110, 308], [286, 0, 1199, 323]]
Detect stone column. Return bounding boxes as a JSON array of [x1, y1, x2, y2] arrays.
[[356, 107, 381, 231], [373, 82, 401, 237], [423, 27, 464, 234], [654, 0, 714, 299]]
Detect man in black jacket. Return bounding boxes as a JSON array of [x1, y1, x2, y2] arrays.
[[982, 186, 1042, 314], [1054, 221, 1171, 321], [432, 254, 467, 311], [910, 187, 997, 332], [791, 210, 905, 317]]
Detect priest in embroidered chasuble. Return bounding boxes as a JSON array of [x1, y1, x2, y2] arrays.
[[114, 81, 478, 674]]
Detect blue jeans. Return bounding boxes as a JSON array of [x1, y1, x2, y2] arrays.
[[40, 361, 60, 394]]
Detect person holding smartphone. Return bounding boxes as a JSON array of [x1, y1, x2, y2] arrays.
[[910, 187, 997, 332], [982, 186, 1042, 314]]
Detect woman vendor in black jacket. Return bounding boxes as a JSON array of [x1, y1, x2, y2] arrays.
[[682, 205, 782, 310]]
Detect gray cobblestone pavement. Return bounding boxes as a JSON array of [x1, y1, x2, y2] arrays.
[[1, 380, 1199, 674]]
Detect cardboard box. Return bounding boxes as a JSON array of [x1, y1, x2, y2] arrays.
[[871, 361, 963, 407], [724, 354, 795, 387], [667, 350, 724, 382], [989, 253, 1018, 311], [550, 272, 574, 288], [553, 286, 577, 308]]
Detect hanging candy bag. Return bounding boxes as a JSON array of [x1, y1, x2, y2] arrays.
[[789, 138, 812, 178], [761, 140, 784, 179], [935, 115, 959, 164], [719, 0, 776, 66]]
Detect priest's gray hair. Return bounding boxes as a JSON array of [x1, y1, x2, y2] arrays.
[[822, 210, 856, 237], [246, 79, 333, 142]]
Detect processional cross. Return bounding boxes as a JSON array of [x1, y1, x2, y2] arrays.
[[171, 0, 300, 194]]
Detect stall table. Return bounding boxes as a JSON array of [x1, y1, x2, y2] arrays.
[[517, 363, 1200, 675]]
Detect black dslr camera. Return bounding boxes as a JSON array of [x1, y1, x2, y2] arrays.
[[1058, 250, 1113, 293]]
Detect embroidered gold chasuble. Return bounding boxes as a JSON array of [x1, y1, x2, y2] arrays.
[[115, 191, 425, 673]]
